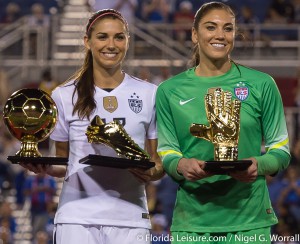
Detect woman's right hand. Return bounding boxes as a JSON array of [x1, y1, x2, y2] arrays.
[[20, 163, 51, 175], [177, 158, 213, 181], [19, 163, 66, 178]]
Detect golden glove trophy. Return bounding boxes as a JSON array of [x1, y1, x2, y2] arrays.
[[190, 88, 251, 174], [3, 88, 68, 165], [79, 115, 155, 169]]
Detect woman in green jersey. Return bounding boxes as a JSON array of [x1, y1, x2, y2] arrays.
[[156, 2, 290, 244]]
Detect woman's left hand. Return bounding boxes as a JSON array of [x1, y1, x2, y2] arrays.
[[229, 157, 258, 183], [128, 167, 158, 183]]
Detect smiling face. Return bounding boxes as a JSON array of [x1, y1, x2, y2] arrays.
[[84, 17, 129, 72], [192, 8, 235, 64]]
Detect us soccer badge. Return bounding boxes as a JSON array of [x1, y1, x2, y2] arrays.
[[128, 92, 142, 114], [234, 82, 249, 101]]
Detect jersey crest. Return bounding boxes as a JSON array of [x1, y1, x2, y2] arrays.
[[128, 92, 142, 113], [234, 84, 249, 101], [103, 96, 118, 113]]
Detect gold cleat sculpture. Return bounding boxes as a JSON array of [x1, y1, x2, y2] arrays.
[[86, 115, 150, 161]]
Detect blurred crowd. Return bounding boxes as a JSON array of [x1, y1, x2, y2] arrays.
[[1, 0, 300, 62], [1, 0, 300, 40]]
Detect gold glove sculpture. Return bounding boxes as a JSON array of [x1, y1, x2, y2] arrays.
[[86, 115, 150, 161], [190, 88, 241, 161]]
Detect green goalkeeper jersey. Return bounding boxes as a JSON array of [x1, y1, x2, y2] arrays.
[[156, 62, 290, 233]]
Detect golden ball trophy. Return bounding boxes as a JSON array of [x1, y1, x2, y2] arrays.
[[79, 115, 154, 169], [3, 88, 68, 165], [190, 88, 251, 174]]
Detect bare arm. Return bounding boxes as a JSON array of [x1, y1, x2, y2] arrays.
[[129, 139, 165, 182], [46, 141, 69, 178], [20, 141, 69, 178], [147, 138, 165, 181]]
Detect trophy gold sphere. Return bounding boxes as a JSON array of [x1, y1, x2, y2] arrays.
[[3, 88, 58, 157]]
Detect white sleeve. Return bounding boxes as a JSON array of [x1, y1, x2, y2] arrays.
[[50, 88, 69, 142]]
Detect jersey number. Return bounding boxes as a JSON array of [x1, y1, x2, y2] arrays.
[[101, 117, 126, 126]]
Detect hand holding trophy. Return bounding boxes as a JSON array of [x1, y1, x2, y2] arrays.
[[3, 88, 68, 165], [80, 115, 155, 169], [190, 88, 251, 173]]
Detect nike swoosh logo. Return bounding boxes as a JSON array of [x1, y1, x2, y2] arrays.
[[179, 97, 196, 105]]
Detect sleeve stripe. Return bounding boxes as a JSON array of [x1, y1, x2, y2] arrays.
[[158, 150, 183, 158], [266, 137, 289, 151]]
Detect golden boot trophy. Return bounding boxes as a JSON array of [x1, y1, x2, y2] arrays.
[[81, 115, 154, 169], [86, 115, 150, 161]]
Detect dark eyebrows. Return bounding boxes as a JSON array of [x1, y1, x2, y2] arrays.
[[203, 21, 234, 26], [95, 32, 126, 36], [203, 21, 216, 25]]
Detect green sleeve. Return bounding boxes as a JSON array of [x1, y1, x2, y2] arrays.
[[162, 154, 185, 182], [256, 75, 290, 175], [255, 148, 290, 175], [261, 76, 290, 156], [156, 85, 185, 183]]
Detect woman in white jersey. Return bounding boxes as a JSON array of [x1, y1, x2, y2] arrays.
[[21, 9, 164, 244]]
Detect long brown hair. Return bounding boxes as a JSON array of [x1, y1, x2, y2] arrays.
[[188, 2, 236, 68], [70, 9, 129, 120]]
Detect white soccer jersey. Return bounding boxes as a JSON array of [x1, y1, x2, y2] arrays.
[[50, 73, 157, 229]]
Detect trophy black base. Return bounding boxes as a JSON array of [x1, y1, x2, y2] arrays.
[[7, 156, 68, 165], [204, 160, 252, 174], [79, 154, 155, 169]]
